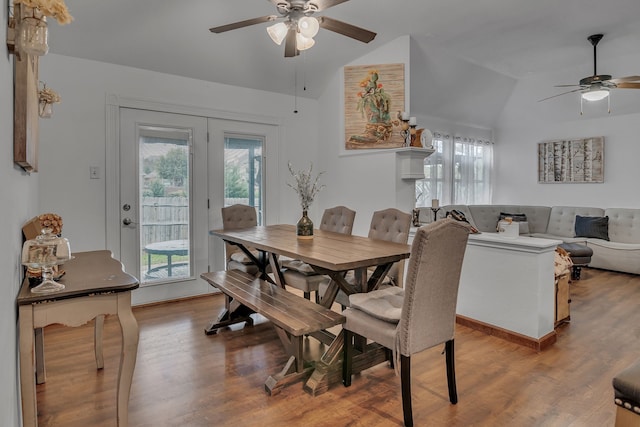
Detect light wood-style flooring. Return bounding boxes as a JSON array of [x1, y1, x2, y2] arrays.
[[34, 268, 640, 426]]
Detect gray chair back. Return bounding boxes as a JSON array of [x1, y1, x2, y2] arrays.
[[221, 204, 257, 261], [320, 206, 356, 235], [398, 218, 470, 356], [368, 208, 411, 284]]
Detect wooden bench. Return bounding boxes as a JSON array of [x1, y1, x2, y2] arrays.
[[201, 270, 345, 394]]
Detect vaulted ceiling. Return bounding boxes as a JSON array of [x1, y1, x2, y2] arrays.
[[47, 0, 640, 127]]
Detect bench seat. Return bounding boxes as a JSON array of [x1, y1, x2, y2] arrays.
[[202, 270, 344, 336], [201, 270, 345, 394]]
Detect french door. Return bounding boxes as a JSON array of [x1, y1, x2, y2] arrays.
[[207, 118, 281, 273], [119, 108, 209, 304]]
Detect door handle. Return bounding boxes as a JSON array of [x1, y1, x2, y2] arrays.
[[122, 218, 135, 226]]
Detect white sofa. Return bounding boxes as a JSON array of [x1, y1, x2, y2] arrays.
[[425, 205, 640, 275]]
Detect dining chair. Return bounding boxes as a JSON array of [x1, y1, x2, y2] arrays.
[[221, 204, 259, 275], [281, 206, 356, 301], [320, 207, 411, 307], [342, 218, 471, 427]]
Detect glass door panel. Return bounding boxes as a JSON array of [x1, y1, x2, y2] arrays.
[[139, 127, 192, 284], [224, 136, 264, 225]]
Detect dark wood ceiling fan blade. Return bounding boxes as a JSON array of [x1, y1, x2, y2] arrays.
[[538, 88, 584, 102], [311, 0, 350, 11], [210, 15, 276, 33], [554, 84, 582, 88], [615, 82, 640, 89], [610, 76, 640, 84], [284, 28, 298, 57], [317, 16, 376, 43]]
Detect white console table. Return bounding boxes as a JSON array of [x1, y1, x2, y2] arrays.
[[456, 233, 562, 350]]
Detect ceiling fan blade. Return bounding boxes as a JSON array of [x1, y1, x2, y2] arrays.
[[554, 84, 582, 88], [610, 76, 640, 84], [310, 0, 350, 11], [284, 28, 298, 57], [615, 82, 640, 89], [210, 15, 276, 33], [317, 16, 376, 43], [538, 88, 584, 102]]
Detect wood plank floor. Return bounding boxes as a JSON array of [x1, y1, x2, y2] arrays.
[[34, 268, 640, 426]]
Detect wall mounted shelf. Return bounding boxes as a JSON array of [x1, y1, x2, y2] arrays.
[[395, 147, 434, 180]]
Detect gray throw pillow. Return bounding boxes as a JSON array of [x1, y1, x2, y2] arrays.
[[574, 215, 609, 241]]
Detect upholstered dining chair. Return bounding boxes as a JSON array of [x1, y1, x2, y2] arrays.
[[281, 206, 356, 301], [342, 219, 471, 427], [221, 204, 259, 275], [320, 208, 412, 307]]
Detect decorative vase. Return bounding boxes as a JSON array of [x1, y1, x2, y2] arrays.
[[15, 6, 49, 56], [296, 210, 314, 239]]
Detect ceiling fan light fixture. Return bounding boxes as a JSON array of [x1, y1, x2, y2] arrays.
[[267, 22, 288, 45], [582, 87, 610, 102], [296, 33, 315, 51], [298, 16, 319, 38]]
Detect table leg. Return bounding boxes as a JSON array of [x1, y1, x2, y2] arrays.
[[167, 255, 173, 277], [302, 262, 394, 396], [264, 328, 315, 395], [269, 253, 286, 289], [35, 327, 45, 384], [19, 305, 37, 427], [95, 315, 105, 369], [147, 253, 151, 275], [204, 295, 254, 335], [116, 292, 139, 427]]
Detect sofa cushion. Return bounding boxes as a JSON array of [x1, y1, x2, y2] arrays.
[[281, 259, 317, 275], [587, 239, 640, 275], [349, 286, 404, 323], [467, 205, 550, 234], [575, 215, 609, 241], [605, 208, 640, 244], [230, 250, 259, 264], [546, 206, 605, 238]]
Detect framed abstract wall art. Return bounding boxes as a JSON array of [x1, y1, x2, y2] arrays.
[[538, 136, 604, 183], [344, 63, 405, 150]]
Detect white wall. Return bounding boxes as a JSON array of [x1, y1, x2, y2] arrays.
[[1, 5, 41, 425], [316, 36, 498, 235], [37, 54, 320, 251], [494, 70, 640, 208], [316, 36, 412, 236]]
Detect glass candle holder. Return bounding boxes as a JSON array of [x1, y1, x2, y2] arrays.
[[22, 228, 72, 293], [15, 8, 49, 56]]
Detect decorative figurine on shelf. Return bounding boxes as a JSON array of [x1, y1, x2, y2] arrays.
[[287, 162, 325, 239], [412, 208, 421, 227]]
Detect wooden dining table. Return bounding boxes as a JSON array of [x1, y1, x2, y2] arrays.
[[208, 224, 411, 395]]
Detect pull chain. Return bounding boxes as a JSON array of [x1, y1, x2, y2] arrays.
[[294, 60, 298, 114]]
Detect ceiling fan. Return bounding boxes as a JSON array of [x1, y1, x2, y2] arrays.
[[539, 34, 640, 105], [209, 0, 376, 57]]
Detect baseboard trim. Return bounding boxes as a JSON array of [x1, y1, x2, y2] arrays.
[[456, 314, 557, 352]]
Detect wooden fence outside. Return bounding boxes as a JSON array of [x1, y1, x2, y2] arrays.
[[140, 197, 253, 246], [141, 197, 189, 245]]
